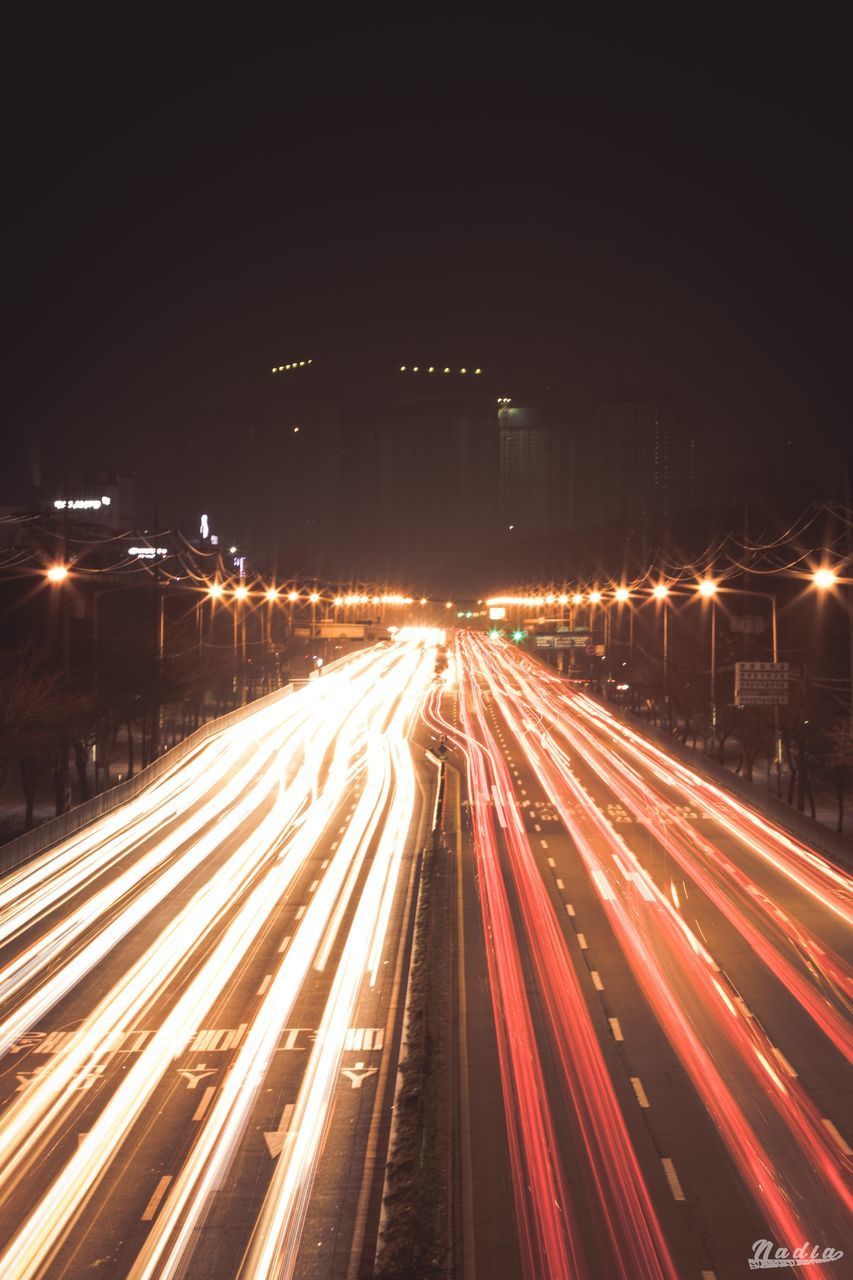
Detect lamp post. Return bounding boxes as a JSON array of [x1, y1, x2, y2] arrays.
[[651, 584, 670, 713], [614, 586, 631, 668], [233, 585, 249, 705], [697, 579, 718, 729]]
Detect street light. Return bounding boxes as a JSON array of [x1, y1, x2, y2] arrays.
[[207, 582, 224, 599], [813, 567, 838, 590], [614, 586, 630, 603], [46, 564, 69, 584], [696, 579, 719, 728], [652, 583, 670, 600]]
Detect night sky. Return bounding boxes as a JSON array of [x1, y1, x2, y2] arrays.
[[3, 9, 851, 523]]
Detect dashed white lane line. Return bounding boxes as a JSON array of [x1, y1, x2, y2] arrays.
[[547, 856, 555, 867], [556, 878, 565, 890], [661, 1157, 686, 1201], [295, 905, 306, 920], [541, 840, 549, 850], [590, 970, 604, 991], [141, 1175, 173, 1221], [192, 1085, 216, 1122], [822, 1118, 852, 1155], [277, 934, 291, 954], [577, 933, 588, 950], [630, 1076, 650, 1108], [308, 879, 319, 893], [702, 1271, 718, 1279], [338, 825, 346, 834], [331, 841, 339, 851], [257, 974, 272, 996], [608, 1017, 623, 1041], [321, 859, 329, 869], [534, 824, 542, 832], [566, 903, 575, 917]]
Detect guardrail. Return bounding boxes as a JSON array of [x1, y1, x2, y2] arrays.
[[0, 645, 368, 876]]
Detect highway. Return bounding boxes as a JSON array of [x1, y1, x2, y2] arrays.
[[0, 632, 439, 1280], [428, 632, 852, 1280]]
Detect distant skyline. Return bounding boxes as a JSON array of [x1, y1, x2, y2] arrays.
[[3, 12, 851, 551]]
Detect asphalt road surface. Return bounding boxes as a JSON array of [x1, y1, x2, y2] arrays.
[[0, 634, 437, 1280], [427, 633, 851, 1280], [1, 626, 850, 1280]]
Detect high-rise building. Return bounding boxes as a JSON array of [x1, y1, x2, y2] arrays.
[[252, 356, 500, 585], [498, 403, 575, 541], [577, 394, 693, 531]]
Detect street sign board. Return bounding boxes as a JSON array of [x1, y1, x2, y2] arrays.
[[537, 633, 591, 649], [734, 661, 789, 706], [730, 615, 766, 634]]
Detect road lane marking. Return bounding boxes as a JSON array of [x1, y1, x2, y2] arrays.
[[608, 1017, 623, 1041], [278, 935, 291, 953], [309, 879, 319, 893], [630, 1077, 649, 1107], [547, 856, 555, 867], [590, 970, 604, 990], [702, 1271, 718, 1279], [321, 859, 329, 869], [141, 1175, 173, 1221], [192, 1085, 216, 1121], [344, 1027, 384, 1052], [295, 905, 306, 920], [661, 1157, 685, 1200], [341, 1061, 378, 1089], [541, 840, 549, 850], [257, 974, 272, 996], [264, 1102, 294, 1158], [534, 823, 542, 832], [190, 1030, 224, 1052], [566, 903, 575, 916], [577, 933, 588, 949], [556, 878, 565, 890], [822, 1118, 852, 1155]]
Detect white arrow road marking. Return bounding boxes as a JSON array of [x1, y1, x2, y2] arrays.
[[177, 1064, 217, 1089], [341, 1061, 378, 1089], [264, 1102, 295, 1158]]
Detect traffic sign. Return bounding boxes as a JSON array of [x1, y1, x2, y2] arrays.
[[734, 661, 789, 706]]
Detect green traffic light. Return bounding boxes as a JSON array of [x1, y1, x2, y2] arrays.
[[512, 630, 525, 642]]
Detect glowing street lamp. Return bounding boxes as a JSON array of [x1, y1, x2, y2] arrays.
[[233, 585, 249, 602], [614, 586, 630, 603], [697, 580, 719, 726], [813, 567, 838, 590], [46, 564, 69, 584], [207, 582, 224, 599], [287, 590, 299, 603], [588, 590, 602, 605], [652, 583, 670, 600], [265, 587, 279, 603]]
